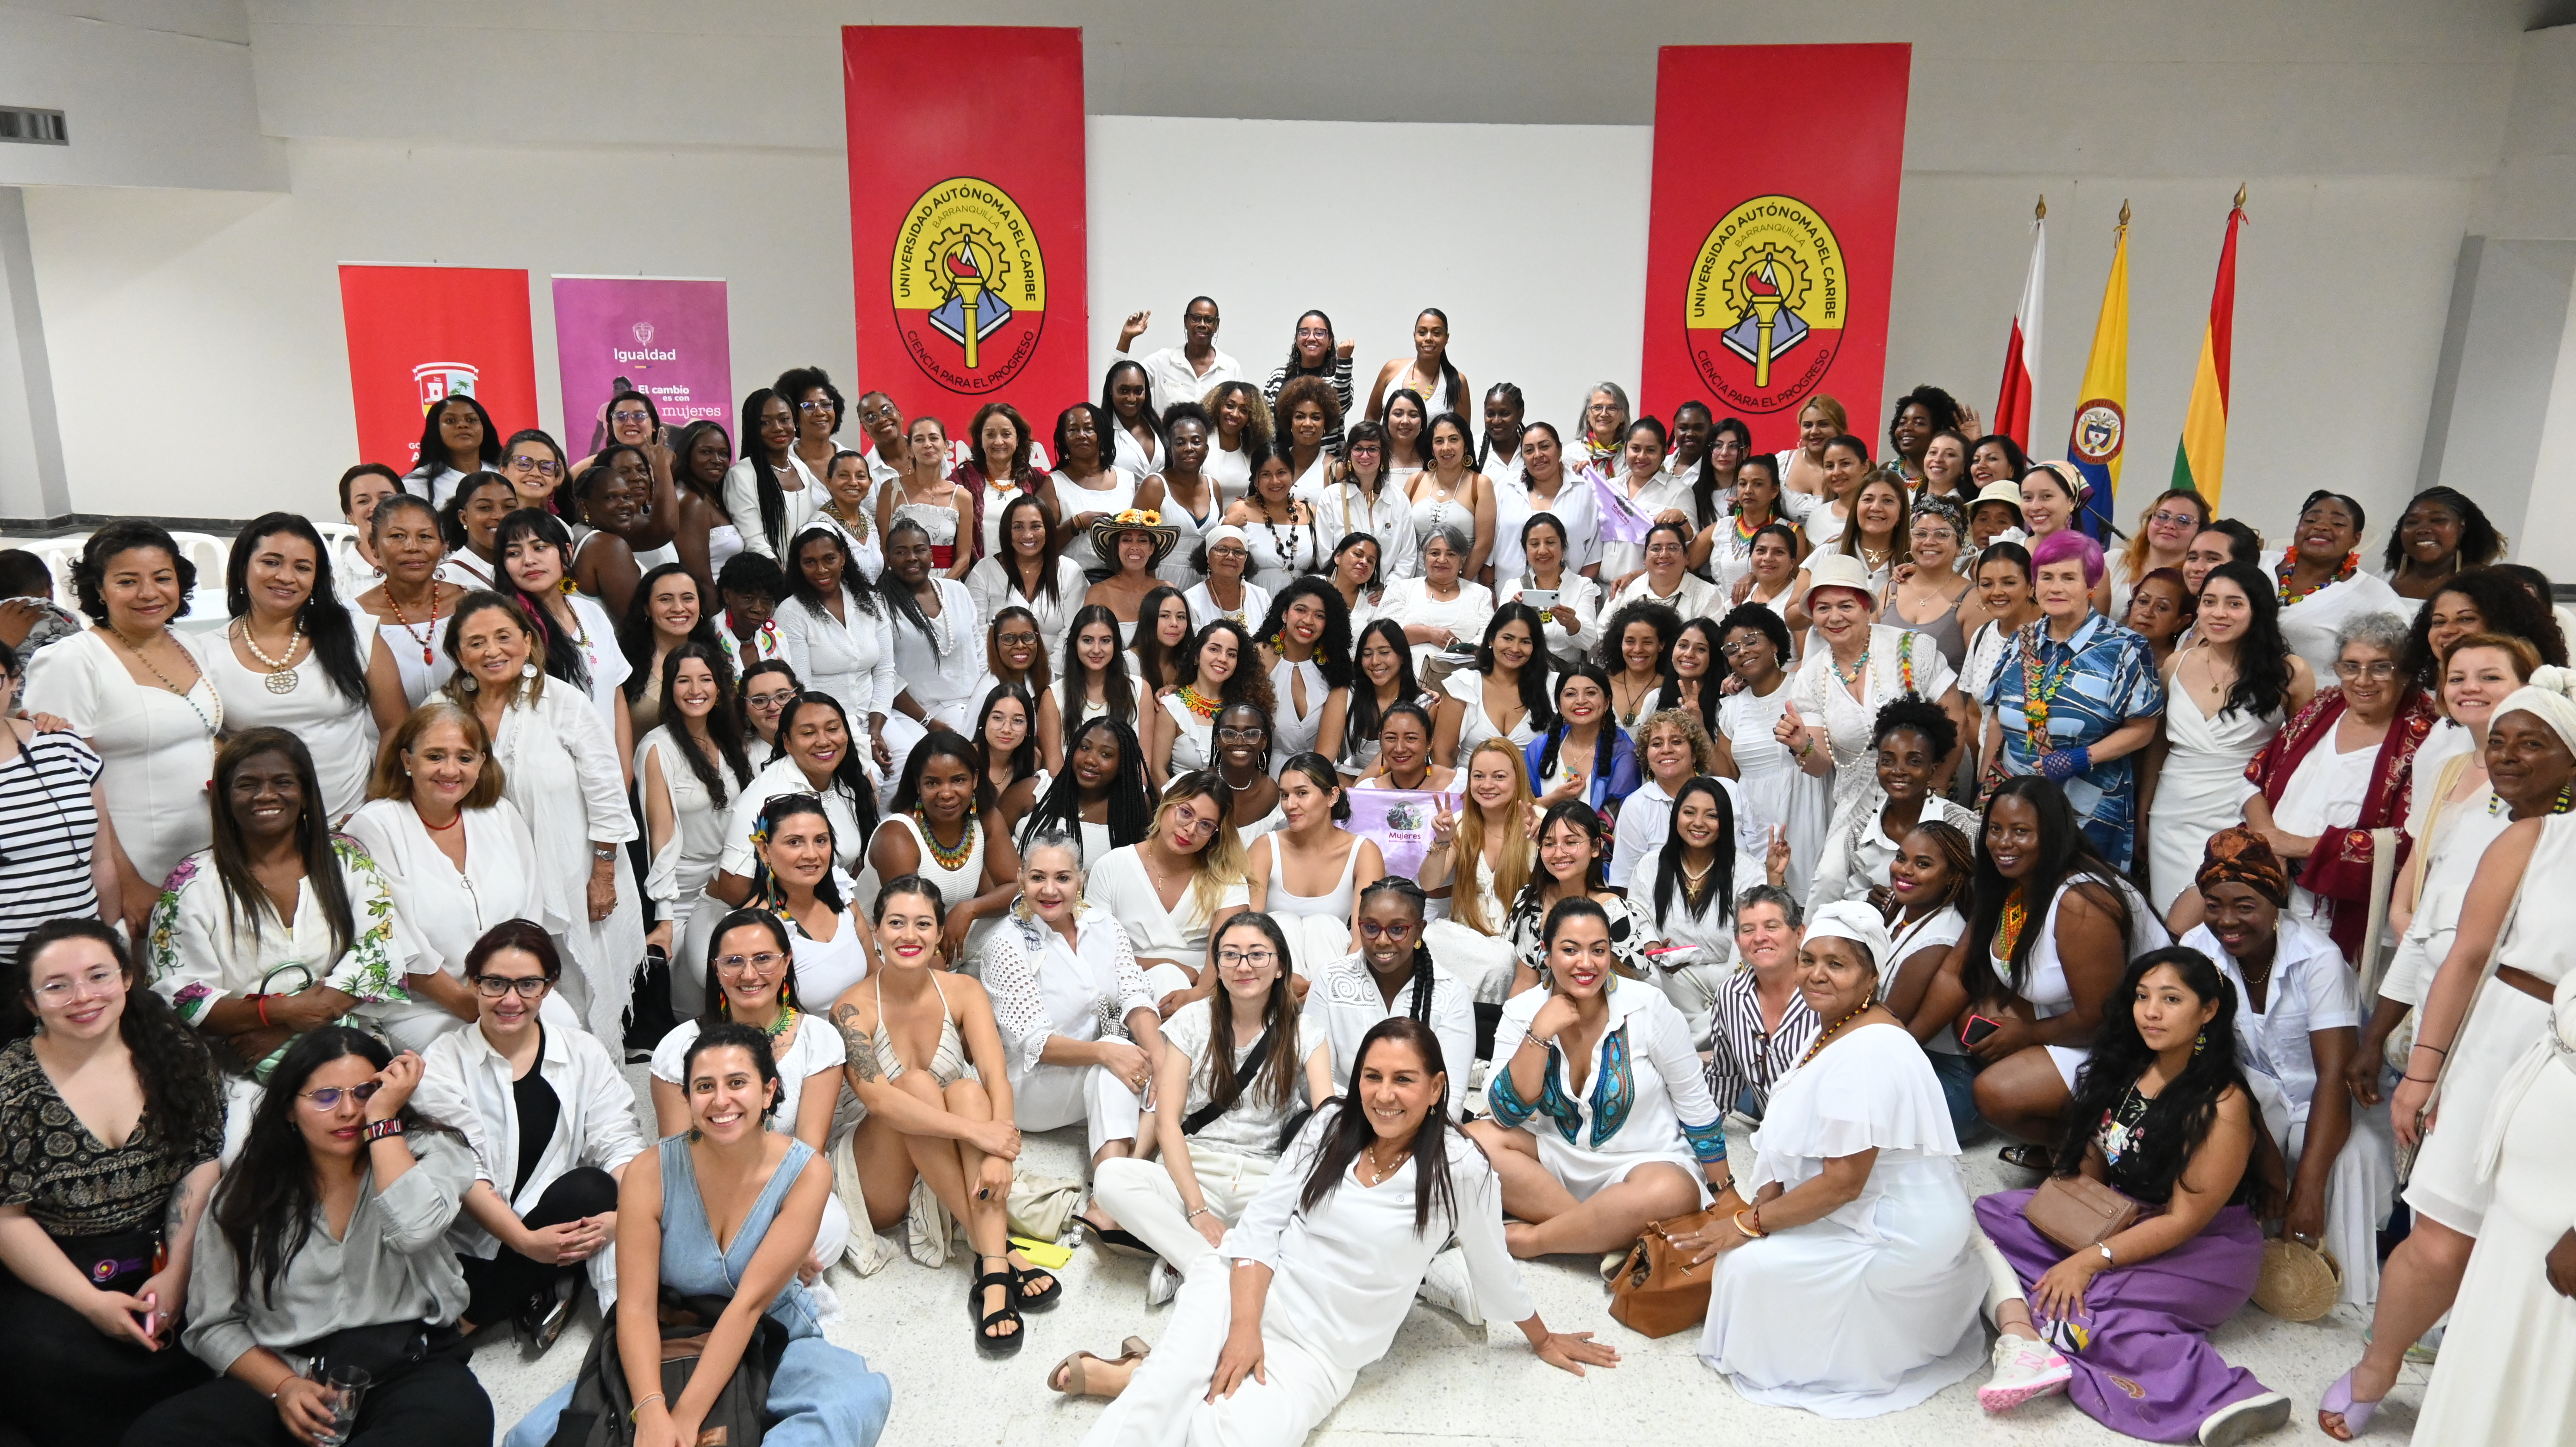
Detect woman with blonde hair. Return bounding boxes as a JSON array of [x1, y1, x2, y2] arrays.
[[1414, 738, 1536, 1012], [1084, 771, 1251, 1009], [1777, 395, 1847, 498], [2115, 488, 2210, 619]]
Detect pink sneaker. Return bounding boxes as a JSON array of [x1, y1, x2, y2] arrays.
[[1979, 1333, 2072, 1411]]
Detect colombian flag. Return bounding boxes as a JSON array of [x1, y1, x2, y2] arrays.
[[2170, 191, 2246, 508], [2066, 205, 2130, 539]]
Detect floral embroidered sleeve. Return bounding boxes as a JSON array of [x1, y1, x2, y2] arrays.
[[145, 853, 227, 1026], [319, 837, 411, 1005]]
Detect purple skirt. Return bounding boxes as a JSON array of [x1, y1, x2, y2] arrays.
[[1975, 1188, 2268, 1442]]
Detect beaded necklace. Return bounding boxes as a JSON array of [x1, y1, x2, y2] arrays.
[[1176, 683, 1224, 721], [1993, 885, 2031, 960], [109, 630, 223, 736], [2274, 550, 2358, 607], [385, 582, 443, 665], [1798, 1001, 1873, 1067], [915, 806, 977, 872], [2017, 621, 2081, 740], [761, 1005, 798, 1041]]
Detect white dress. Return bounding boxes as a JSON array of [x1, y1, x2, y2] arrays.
[[2267, 726, 2378, 932], [1157, 484, 1220, 592], [487, 682, 644, 1042], [1376, 577, 1495, 672], [342, 797, 570, 1051], [868, 812, 999, 967], [1791, 625, 1959, 819], [1265, 656, 1331, 769], [22, 629, 220, 890], [1085, 1113, 1535, 1447], [1630, 872, 1739, 1049], [1053, 469, 1139, 575], [2146, 674, 2279, 914], [373, 614, 455, 707], [810, 501, 885, 586], [1440, 666, 1537, 768], [2007, 874, 2170, 1091], [881, 578, 988, 753], [1184, 580, 1270, 633], [1300, 471, 1418, 584], [1157, 693, 1215, 773], [2382, 756, 2507, 1010], [785, 907, 872, 1007], [2187, 916, 2392, 1310], [1257, 833, 1364, 977], [1699, 1022, 1984, 1417], [1718, 681, 1832, 902], [2409, 977, 2576, 1444], [1497, 572, 1602, 668], [1087, 843, 1249, 1000], [965, 556, 1090, 660], [1517, 478, 1603, 576], [979, 905, 1151, 1157], [1487, 977, 1726, 1201], [202, 631, 380, 822], [554, 593, 631, 736], [2407, 811, 2576, 1236], [632, 728, 738, 1013], [2264, 550, 2410, 679]]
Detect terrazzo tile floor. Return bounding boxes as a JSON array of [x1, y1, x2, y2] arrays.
[[469, 1064, 2408, 1445]]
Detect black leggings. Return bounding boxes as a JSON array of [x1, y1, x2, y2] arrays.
[[0, 1267, 212, 1444], [120, 1351, 489, 1447], [458, 1165, 621, 1328]]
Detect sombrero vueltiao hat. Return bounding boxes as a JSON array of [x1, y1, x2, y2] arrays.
[[1090, 508, 1180, 572]]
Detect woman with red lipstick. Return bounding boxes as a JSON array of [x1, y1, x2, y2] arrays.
[[1254, 579, 1353, 772]]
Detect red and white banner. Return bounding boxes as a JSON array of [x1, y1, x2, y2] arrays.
[[337, 264, 539, 470], [842, 25, 1088, 420], [1992, 207, 2046, 450], [1639, 43, 1912, 452]]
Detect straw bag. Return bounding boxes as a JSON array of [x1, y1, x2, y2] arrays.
[[1605, 1208, 1719, 1338], [2022, 1174, 2139, 1252], [2253, 1238, 2342, 1322]]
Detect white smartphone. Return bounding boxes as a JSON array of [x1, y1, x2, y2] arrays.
[[1519, 589, 1558, 611]]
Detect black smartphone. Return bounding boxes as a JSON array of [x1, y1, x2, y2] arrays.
[[1960, 1014, 2003, 1048]]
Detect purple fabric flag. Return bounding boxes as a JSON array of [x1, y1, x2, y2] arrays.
[[1590, 468, 1655, 546], [550, 276, 732, 453], [1342, 788, 1460, 882]]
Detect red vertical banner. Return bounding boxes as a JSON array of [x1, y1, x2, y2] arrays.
[[1640, 44, 1911, 453], [337, 264, 539, 470], [843, 26, 1088, 424]]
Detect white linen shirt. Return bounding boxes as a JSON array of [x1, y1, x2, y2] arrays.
[[2187, 916, 2358, 1127], [1296, 951, 1476, 1122], [979, 905, 1156, 1083], [416, 1020, 647, 1261], [1136, 344, 1244, 416]]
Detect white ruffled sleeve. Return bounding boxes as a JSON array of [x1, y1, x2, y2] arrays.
[[1746, 1024, 1959, 1196]]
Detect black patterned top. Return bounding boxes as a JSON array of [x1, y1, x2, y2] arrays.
[[0, 1037, 223, 1238]]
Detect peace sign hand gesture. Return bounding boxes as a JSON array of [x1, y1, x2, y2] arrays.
[[1765, 824, 1792, 886], [1428, 799, 1458, 853]]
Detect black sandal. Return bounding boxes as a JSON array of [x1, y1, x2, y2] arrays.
[[1076, 1214, 1154, 1260], [1014, 1257, 1063, 1313], [1998, 1143, 2055, 1171], [972, 1254, 1024, 1357]]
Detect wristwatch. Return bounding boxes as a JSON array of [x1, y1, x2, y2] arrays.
[[591, 844, 618, 862], [2095, 1242, 2116, 1267]]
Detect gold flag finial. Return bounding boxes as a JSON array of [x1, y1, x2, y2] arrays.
[[2118, 199, 2131, 228], [2035, 194, 2047, 221], [2234, 182, 2248, 209]]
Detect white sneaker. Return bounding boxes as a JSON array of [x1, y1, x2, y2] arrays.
[[1416, 1247, 1483, 1326], [2198, 1391, 2291, 1446], [1978, 1333, 2071, 1412], [1146, 1259, 1180, 1308]]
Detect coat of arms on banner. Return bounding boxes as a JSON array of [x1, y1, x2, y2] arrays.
[[1684, 194, 1847, 416], [890, 176, 1049, 395]]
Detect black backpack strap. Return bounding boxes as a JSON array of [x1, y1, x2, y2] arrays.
[[1181, 1027, 1274, 1135]]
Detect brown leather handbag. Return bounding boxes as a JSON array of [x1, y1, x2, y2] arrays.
[[2022, 1174, 2140, 1252], [1605, 1207, 1721, 1337]]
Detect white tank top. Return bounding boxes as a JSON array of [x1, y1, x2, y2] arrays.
[[1266, 835, 1364, 921]]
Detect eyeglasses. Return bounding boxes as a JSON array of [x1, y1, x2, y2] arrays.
[[509, 455, 561, 476], [610, 409, 653, 425], [2149, 510, 2200, 528], [996, 631, 1040, 648], [1217, 948, 1278, 967], [299, 1081, 383, 1111], [2335, 660, 2399, 680], [473, 975, 551, 998], [33, 966, 121, 1001], [1358, 919, 1416, 940], [1208, 546, 1249, 561], [715, 951, 786, 975], [1349, 443, 1381, 454], [1718, 638, 1769, 656], [1216, 725, 1267, 742], [796, 399, 836, 414]]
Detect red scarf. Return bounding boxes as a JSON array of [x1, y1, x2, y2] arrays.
[[2241, 685, 2435, 958]]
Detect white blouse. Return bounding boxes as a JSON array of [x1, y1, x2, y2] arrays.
[[979, 906, 1155, 1086], [966, 555, 1091, 660], [1498, 572, 1603, 668], [718, 754, 875, 878], [342, 798, 543, 977], [885, 578, 988, 721], [201, 627, 381, 822], [145, 837, 411, 1039], [632, 728, 736, 912], [23, 629, 221, 889], [1298, 471, 1418, 583], [1377, 577, 1495, 668], [1086, 844, 1248, 965], [775, 593, 898, 723], [416, 1019, 647, 1261], [1296, 951, 1476, 1121], [722, 454, 825, 559]]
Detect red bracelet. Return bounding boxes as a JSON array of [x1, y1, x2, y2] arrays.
[[255, 994, 271, 1028]]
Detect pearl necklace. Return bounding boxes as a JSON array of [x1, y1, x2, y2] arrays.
[[237, 618, 306, 695]]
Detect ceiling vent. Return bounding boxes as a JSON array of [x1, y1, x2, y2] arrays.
[[0, 108, 68, 145]]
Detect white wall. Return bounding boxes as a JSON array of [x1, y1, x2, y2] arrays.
[[0, 0, 279, 192]]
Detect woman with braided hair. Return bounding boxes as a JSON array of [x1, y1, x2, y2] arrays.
[[1300, 876, 1474, 1123]]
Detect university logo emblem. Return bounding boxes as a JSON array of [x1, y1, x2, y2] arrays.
[[411, 360, 479, 412], [891, 177, 1048, 395], [2071, 399, 2125, 466], [1684, 195, 1846, 414]]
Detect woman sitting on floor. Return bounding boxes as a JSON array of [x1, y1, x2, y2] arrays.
[[1975, 946, 2291, 1447], [502, 1023, 892, 1447], [1470, 899, 1730, 1260], [1688, 900, 1986, 1417], [1300, 876, 1477, 1124], [1045, 1017, 1617, 1439]]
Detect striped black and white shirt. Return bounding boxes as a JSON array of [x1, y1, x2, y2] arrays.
[[1703, 967, 1819, 1117], [0, 730, 103, 960]]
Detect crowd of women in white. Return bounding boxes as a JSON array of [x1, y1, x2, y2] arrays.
[[0, 295, 2568, 1447]]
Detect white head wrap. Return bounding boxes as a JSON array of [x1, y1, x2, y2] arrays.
[[2492, 664, 2576, 756], [1802, 899, 1893, 976], [1203, 523, 1250, 551]]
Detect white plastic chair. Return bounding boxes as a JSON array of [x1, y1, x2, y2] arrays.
[[12, 534, 87, 609]]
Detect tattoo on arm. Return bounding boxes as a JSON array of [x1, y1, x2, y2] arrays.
[[835, 1004, 880, 1082], [164, 1175, 198, 1237]]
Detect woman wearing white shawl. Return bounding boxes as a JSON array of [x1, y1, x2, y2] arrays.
[[1687, 900, 1984, 1417]]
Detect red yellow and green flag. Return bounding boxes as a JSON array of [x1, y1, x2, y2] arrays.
[[2170, 187, 2247, 507]]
